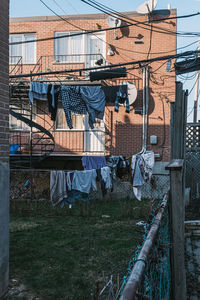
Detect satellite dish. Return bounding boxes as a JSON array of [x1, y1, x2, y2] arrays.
[[107, 16, 121, 40], [107, 16, 121, 28], [119, 81, 137, 106], [136, 0, 157, 14]]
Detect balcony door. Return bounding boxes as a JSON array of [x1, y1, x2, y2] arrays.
[[84, 115, 105, 153], [86, 33, 106, 68]]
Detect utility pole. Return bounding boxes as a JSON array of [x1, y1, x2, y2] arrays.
[[193, 39, 200, 122]]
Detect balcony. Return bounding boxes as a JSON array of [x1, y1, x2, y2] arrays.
[[9, 54, 109, 80]]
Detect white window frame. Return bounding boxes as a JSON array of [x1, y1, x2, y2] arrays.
[[54, 32, 106, 64], [54, 31, 85, 63], [9, 33, 36, 64]]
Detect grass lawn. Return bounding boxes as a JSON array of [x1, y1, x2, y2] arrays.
[[8, 197, 152, 300]]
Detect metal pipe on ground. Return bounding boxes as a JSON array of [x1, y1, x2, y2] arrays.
[[120, 192, 169, 300]]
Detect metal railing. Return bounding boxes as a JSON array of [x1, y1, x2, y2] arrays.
[[31, 54, 107, 77], [9, 56, 23, 75], [119, 192, 171, 300]]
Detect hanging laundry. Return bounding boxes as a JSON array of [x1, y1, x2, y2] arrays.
[[59, 86, 87, 129], [79, 86, 106, 129], [102, 86, 120, 103], [72, 169, 97, 194], [106, 156, 129, 179], [47, 85, 60, 121], [131, 151, 155, 201], [29, 81, 49, 104], [96, 169, 107, 197], [114, 85, 130, 113], [66, 190, 93, 205], [50, 171, 68, 207], [66, 171, 74, 191], [101, 166, 112, 189], [82, 156, 106, 170]]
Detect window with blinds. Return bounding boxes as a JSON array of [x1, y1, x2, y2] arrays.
[[54, 32, 106, 65], [9, 33, 36, 64], [54, 32, 84, 63]]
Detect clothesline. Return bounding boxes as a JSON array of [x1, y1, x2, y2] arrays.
[[28, 80, 131, 129], [50, 152, 155, 207]]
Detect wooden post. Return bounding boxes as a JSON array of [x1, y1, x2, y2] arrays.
[[193, 39, 200, 122], [166, 159, 186, 300], [172, 81, 186, 159]]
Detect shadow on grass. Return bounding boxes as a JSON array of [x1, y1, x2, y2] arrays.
[[8, 197, 154, 300]]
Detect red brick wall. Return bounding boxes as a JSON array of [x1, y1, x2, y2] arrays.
[[0, 0, 9, 162], [10, 11, 177, 161]]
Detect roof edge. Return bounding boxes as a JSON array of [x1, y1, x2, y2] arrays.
[[10, 9, 177, 23]]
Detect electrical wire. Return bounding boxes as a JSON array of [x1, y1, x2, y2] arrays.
[[80, 0, 200, 37], [84, 0, 200, 39], [9, 10, 200, 45], [41, 0, 134, 62], [62, 0, 79, 14], [47, 0, 200, 59], [188, 76, 199, 96], [9, 49, 200, 79]]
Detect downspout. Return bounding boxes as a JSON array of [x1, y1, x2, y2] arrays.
[[142, 66, 149, 153]]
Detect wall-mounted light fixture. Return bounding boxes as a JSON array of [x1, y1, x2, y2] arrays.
[[107, 45, 114, 56]]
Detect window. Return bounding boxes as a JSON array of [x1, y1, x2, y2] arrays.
[[9, 33, 36, 64], [55, 104, 84, 130], [54, 32, 106, 65], [54, 32, 84, 63], [9, 102, 36, 131]]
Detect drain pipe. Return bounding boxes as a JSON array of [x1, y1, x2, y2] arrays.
[[142, 66, 149, 153]]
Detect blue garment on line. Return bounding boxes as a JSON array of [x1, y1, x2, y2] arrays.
[[29, 81, 49, 104], [114, 85, 130, 113], [59, 86, 87, 129], [67, 190, 92, 205], [80, 86, 106, 129], [82, 156, 106, 170]]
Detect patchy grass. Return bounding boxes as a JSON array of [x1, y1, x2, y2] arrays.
[[8, 197, 152, 300]]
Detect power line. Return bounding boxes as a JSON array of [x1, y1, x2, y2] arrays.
[[9, 11, 200, 45], [84, 0, 200, 39], [80, 0, 200, 37], [40, 0, 200, 57], [9, 49, 200, 79], [41, 0, 134, 62]]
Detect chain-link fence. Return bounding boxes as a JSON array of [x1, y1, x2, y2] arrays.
[[118, 194, 171, 300], [185, 151, 200, 201], [10, 169, 169, 216]]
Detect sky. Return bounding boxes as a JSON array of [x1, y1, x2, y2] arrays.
[[9, 0, 200, 121]]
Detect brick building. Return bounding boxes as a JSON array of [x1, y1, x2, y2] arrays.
[[0, 0, 9, 297], [9, 10, 176, 167]]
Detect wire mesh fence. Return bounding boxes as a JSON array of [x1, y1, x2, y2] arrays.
[[118, 195, 171, 300], [10, 169, 169, 216]]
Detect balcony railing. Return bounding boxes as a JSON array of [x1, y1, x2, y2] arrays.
[[9, 54, 108, 79], [9, 56, 22, 76]]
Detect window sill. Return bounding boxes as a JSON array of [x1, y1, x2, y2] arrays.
[[52, 61, 84, 65], [55, 129, 85, 132], [9, 62, 36, 65]]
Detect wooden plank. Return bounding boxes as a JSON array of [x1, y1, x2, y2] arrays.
[[166, 159, 184, 170], [169, 166, 186, 300], [173, 81, 184, 159]]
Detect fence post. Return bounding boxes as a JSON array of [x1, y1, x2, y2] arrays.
[[166, 159, 186, 300]]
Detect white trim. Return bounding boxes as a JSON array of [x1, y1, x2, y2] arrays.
[[9, 33, 36, 64]]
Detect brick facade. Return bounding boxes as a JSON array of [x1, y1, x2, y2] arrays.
[[9, 10, 177, 161], [0, 0, 9, 161], [0, 1, 9, 297]]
